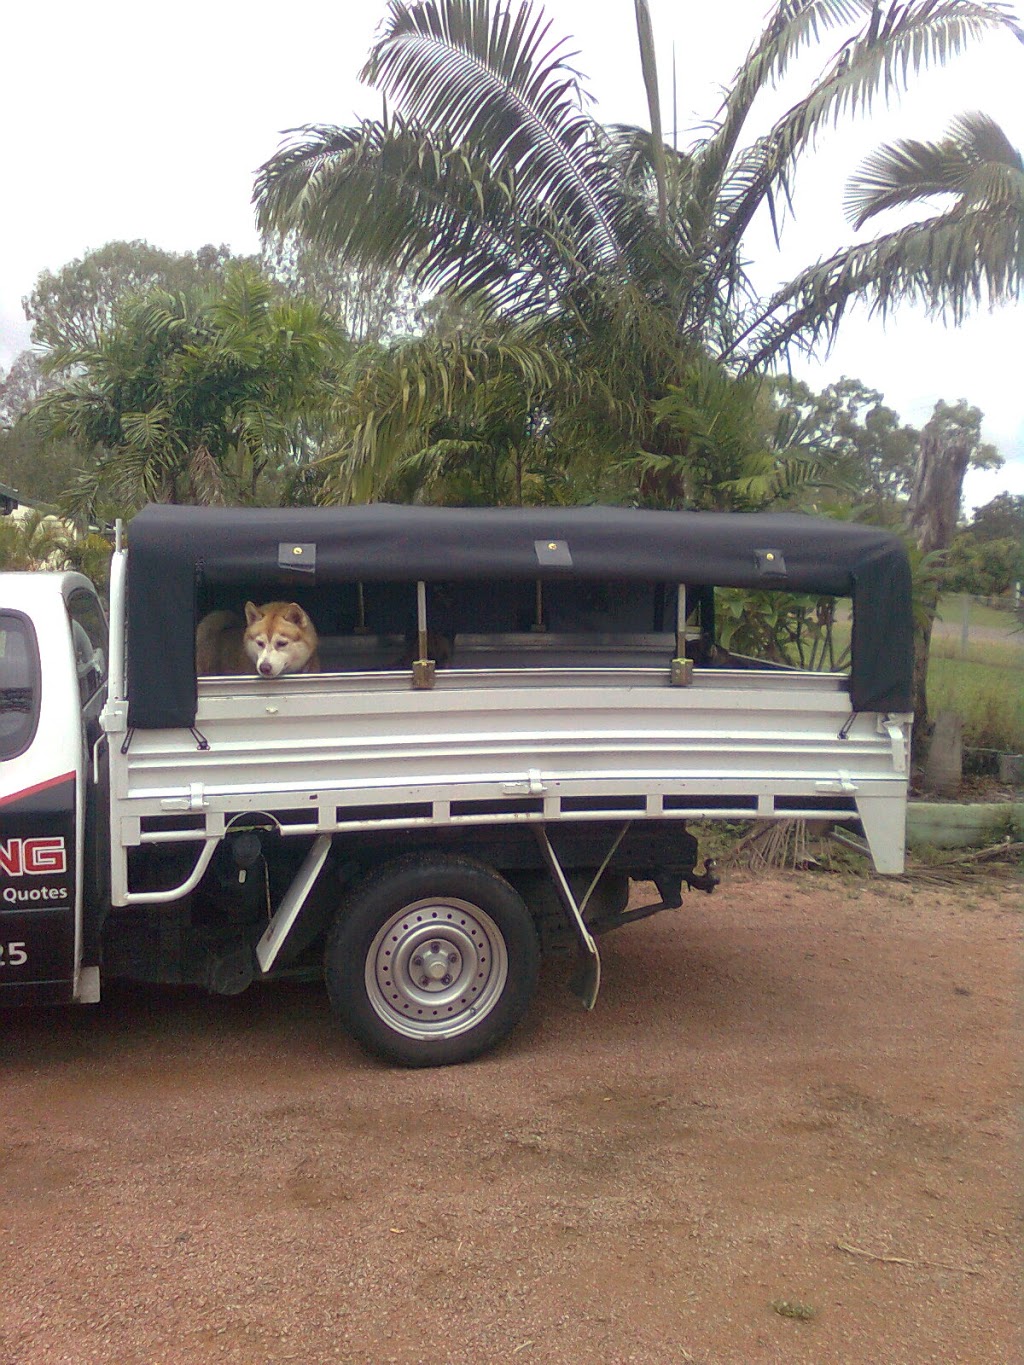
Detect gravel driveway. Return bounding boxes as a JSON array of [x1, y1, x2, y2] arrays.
[[1, 869, 1019, 1364]]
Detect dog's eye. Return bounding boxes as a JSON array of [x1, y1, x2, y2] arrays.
[[255, 637, 267, 648], [274, 638, 288, 650]]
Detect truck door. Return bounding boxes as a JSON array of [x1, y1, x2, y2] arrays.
[[66, 587, 110, 972], [0, 586, 105, 1006]]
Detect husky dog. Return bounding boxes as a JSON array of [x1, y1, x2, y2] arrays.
[[196, 602, 320, 677]]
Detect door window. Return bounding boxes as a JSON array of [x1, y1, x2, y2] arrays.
[[66, 589, 108, 706], [0, 612, 40, 760]]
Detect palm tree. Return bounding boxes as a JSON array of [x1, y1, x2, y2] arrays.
[[311, 322, 582, 502], [255, 0, 1023, 502], [30, 264, 349, 517], [736, 110, 1024, 370], [625, 356, 844, 511], [0, 509, 64, 571]]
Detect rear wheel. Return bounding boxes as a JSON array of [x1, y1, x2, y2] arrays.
[[325, 854, 540, 1067]]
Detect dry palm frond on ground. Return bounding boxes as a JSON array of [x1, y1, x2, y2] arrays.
[[724, 819, 1022, 880]]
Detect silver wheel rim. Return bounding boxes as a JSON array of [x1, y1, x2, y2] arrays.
[[364, 896, 510, 1041]]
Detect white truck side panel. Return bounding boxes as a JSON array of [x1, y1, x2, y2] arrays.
[[102, 665, 909, 901]]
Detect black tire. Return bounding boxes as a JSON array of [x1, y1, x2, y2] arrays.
[[324, 853, 541, 1067]]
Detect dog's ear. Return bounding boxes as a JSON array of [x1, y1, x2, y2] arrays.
[[283, 603, 309, 628], [244, 601, 261, 626]]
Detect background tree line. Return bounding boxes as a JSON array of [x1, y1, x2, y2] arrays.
[[1, 238, 1015, 591]]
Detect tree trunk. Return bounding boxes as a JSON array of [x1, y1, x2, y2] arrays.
[[911, 603, 937, 746], [906, 424, 971, 768], [907, 429, 971, 560]]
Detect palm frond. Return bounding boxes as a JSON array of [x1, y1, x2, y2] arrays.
[[257, 118, 599, 318], [846, 110, 1024, 225], [633, 1, 667, 228], [709, 1, 1023, 255], [772, 2, 1023, 166], [737, 200, 1024, 371], [694, 1, 870, 204], [187, 444, 228, 505], [363, 0, 626, 268], [321, 325, 571, 501]]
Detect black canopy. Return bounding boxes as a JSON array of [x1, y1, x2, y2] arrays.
[[125, 503, 913, 727]]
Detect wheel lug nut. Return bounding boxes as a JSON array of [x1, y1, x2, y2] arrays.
[[448, 954, 457, 963], [430, 942, 440, 952], [421, 977, 430, 987], [442, 974, 452, 985], [412, 957, 423, 967]]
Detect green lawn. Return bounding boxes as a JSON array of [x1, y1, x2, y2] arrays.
[[724, 591, 1023, 751], [926, 594, 1022, 751], [934, 593, 1020, 634], [927, 637, 1024, 752]]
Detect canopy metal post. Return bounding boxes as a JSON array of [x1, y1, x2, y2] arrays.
[[354, 582, 369, 635], [412, 580, 435, 689], [531, 578, 546, 632], [672, 584, 693, 686]]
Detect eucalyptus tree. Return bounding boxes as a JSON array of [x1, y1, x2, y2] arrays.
[[24, 240, 246, 352], [29, 263, 349, 518], [264, 235, 422, 343], [772, 375, 922, 519], [946, 525, 1023, 595], [255, 0, 1023, 503], [907, 398, 1001, 732]]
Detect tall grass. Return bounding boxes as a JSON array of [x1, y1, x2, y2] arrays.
[[935, 593, 1020, 634], [927, 634, 1024, 752], [722, 591, 1023, 750]]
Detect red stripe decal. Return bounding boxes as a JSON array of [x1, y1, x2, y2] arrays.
[[0, 772, 76, 808]]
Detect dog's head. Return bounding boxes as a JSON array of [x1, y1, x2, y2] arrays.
[[243, 601, 316, 677]]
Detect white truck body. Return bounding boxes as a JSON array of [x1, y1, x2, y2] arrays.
[[1, 504, 913, 1065]]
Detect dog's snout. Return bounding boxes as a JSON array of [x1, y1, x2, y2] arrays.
[[259, 662, 274, 676]]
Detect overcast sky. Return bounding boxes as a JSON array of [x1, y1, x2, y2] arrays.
[[3, 0, 1022, 509]]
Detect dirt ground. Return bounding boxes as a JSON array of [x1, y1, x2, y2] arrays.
[[1, 868, 1019, 1365]]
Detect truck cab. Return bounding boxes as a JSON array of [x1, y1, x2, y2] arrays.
[[0, 572, 107, 1004]]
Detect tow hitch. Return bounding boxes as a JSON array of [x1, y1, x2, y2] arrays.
[[584, 860, 721, 935]]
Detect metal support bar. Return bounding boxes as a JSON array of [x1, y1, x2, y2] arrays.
[[531, 579, 546, 632], [675, 583, 687, 659], [106, 546, 128, 704], [256, 834, 333, 973], [532, 826, 601, 1010], [413, 581, 435, 688], [671, 584, 692, 685], [416, 580, 428, 660], [113, 838, 219, 906], [579, 822, 631, 915]]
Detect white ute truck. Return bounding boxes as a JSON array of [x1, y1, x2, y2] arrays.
[[0, 504, 913, 1065]]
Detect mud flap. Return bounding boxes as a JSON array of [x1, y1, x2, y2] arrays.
[[532, 826, 601, 1010], [854, 794, 907, 875]]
